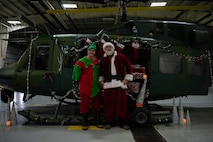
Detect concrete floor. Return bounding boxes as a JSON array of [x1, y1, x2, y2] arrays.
[[0, 90, 213, 142], [0, 93, 136, 142], [152, 87, 213, 142], [154, 108, 213, 142]]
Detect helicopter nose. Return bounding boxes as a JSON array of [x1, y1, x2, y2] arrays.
[[0, 64, 16, 90], [0, 74, 13, 89]]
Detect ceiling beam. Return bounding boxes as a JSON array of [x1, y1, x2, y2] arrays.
[[67, 0, 107, 4], [47, 5, 213, 14], [47, 7, 118, 14], [40, 0, 67, 31], [20, 15, 47, 35], [203, 18, 213, 25], [26, 1, 58, 34], [196, 12, 212, 24], [56, 0, 79, 33]]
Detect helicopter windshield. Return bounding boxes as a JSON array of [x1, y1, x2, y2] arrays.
[[35, 45, 50, 70]]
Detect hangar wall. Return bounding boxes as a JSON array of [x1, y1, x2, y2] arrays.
[[150, 86, 213, 108], [0, 24, 27, 67], [0, 24, 9, 68]]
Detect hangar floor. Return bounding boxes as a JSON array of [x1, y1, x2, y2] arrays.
[[0, 92, 213, 142]]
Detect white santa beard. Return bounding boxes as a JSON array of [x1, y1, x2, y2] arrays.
[[105, 49, 114, 56]]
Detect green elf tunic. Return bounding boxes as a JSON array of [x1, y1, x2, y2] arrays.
[[72, 56, 100, 98]]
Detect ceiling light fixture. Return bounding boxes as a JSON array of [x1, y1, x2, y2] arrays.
[[62, 4, 77, 9], [7, 20, 21, 25], [150, 2, 167, 7]]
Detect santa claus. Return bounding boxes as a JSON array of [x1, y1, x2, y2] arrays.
[[99, 42, 133, 130]]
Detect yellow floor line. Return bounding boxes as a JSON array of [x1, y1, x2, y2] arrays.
[[67, 125, 102, 130]]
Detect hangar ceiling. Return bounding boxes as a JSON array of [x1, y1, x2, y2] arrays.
[[0, 0, 213, 48]]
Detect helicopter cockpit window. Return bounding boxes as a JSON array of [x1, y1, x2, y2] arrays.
[[35, 45, 50, 70], [159, 52, 182, 74]]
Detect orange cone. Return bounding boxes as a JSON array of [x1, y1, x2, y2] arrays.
[[179, 97, 185, 125], [5, 99, 11, 126]]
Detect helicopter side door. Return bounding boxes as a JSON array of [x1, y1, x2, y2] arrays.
[[15, 36, 55, 96]]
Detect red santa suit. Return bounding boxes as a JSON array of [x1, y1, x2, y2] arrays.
[[99, 42, 133, 126]]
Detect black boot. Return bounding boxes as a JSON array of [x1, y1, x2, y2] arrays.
[[94, 111, 103, 128], [105, 120, 117, 129], [118, 118, 129, 130], [82, 113, 88, 130]]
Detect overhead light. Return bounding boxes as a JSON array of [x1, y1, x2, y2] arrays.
[[7, 21, 21, 25], [62, 4, 77, 9], [150, 2, 167, 7]]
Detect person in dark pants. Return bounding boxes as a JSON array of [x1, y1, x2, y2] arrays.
[[72, 43, 103, 130], [99, 42, 133, 130]]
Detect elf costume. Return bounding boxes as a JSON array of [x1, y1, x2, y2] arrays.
[[72, 43, 103, 130], [72, 56, 101, 113]]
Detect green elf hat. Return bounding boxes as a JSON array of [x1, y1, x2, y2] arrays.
[[87, 42, 97, 50]]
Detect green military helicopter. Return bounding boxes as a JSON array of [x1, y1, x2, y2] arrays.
[[0, 20, 212, 126]]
